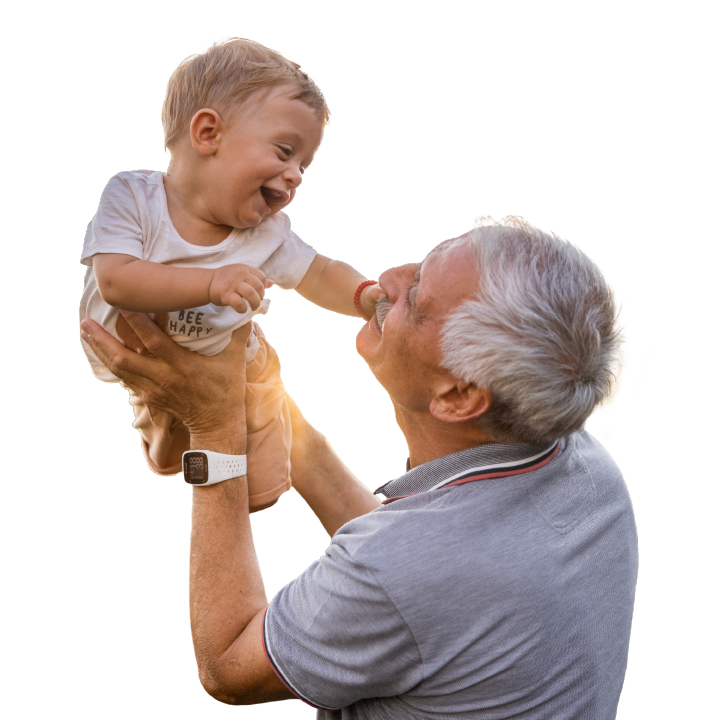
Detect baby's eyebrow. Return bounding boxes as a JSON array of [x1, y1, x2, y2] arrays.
[[276, 128, 312, 147], [278, 129, 303, 142]]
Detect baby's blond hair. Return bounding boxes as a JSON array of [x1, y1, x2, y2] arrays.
[[162, 38, 330, 149]]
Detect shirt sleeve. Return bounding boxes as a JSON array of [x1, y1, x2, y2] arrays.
[[80, 174, 145, 266], [263, 541, 424, 711], [260, 214, 317, 289]]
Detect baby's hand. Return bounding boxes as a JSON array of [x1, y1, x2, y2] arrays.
[[209, 264, 272, 314], [359, 284, 387, 319]]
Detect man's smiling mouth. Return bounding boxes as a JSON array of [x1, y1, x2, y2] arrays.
[[375, 295, 391, 330]]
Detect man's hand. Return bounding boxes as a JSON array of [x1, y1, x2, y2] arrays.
[[80, 313, 251, 448], [359, 284, 386, 320], [209, 264, 272, 314]]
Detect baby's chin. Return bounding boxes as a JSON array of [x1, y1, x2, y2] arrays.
[[267, 199, 293, 216]]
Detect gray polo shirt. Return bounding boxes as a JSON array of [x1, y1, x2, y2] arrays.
[[263, 431, 638, 718]]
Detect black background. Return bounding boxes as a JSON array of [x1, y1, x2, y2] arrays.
[[78, 37, 655, 718]]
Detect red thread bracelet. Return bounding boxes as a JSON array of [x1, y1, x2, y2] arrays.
[[354, 280, 378, 320]]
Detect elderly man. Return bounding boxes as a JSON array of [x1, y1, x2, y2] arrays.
[[81, 218, 637, 719]]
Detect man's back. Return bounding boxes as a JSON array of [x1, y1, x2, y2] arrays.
[[265, 432, 637, 718]]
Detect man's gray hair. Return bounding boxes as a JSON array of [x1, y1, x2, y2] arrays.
[[440, 217, 622, 445]]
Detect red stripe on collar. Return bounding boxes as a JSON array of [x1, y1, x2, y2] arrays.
[[381, 441, 561, 505]]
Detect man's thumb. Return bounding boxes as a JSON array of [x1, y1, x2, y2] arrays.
[[226, 322, 254, 359]]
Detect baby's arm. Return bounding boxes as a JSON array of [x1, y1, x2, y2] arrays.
[[295, 254, 385, 319], [93, 254, 270, 314]]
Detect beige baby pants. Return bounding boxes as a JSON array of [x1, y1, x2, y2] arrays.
[[121, 320, 291, 511]]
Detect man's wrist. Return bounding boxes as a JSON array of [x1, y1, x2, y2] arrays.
[[190, 426, 247, 457]]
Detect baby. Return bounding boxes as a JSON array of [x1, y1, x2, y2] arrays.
[[80, 38, 383, 510]]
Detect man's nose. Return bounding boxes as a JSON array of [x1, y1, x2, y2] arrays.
[[378, 263, 421, 302]]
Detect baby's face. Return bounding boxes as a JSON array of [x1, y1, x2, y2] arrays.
[[207, 87, 324, 229]]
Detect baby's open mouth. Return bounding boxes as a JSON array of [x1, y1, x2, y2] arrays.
[[261, 187, 289, 206]]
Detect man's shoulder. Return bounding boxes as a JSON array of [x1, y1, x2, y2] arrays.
[[579, 430, 628, 488], [331, 431, 632, 571]]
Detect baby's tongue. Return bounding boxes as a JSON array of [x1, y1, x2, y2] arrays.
[[261, 186, 286, 204]]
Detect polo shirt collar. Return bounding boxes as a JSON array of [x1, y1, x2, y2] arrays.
[[375, 439, 561, 503]]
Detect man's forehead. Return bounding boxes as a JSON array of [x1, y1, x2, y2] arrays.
[[421, 233, 472, 267], [433, 235, 466, 252], [415, 237, 477, 307]]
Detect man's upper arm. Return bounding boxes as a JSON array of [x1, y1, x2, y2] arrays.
[[201, 608, 295, 705], [263, 543, 424, 711]]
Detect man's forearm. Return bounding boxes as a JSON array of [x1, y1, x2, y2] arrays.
[[188, 432, 289, 704], [289, 402, 381, 536]]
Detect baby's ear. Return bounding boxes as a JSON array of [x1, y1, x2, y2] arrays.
[[189, 108, 223, 157]]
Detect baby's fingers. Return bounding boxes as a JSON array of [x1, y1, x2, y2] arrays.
[[229, 284, 263, 312], [228, 293, 248, 314], [240, 272, 268, 299], [244, 265, 268, 284], [366, 285, 387, 301]]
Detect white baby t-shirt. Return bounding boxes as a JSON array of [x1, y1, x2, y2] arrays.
[[80, 170, 316, 382]]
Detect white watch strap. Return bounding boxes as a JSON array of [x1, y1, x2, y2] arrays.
[[182, 450, 247, 486]]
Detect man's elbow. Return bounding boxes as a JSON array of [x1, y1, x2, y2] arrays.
[[198, 671, 243, 707]]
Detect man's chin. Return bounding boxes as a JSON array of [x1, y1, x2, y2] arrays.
[[355, 320, 379, 362]]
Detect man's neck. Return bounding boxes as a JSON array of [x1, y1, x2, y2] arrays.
[[394, 404, 495, 469]]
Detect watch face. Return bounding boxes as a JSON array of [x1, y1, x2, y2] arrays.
[[183, 452, 208, 485]]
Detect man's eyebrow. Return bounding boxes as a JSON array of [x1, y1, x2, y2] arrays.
[[407, 268, 423, 317]]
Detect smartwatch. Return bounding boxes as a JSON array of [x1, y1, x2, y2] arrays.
[[182, 450, 247, 486]]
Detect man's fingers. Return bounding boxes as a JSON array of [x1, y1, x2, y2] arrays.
[[230, 320, 252, 353], [223, 322, 254, 364], [120, 311, 179, 361], [81, 319, 162, 392]]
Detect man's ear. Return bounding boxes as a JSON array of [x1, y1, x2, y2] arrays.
[[189, 108, 223, 157], [429, 381, 492, 423]]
